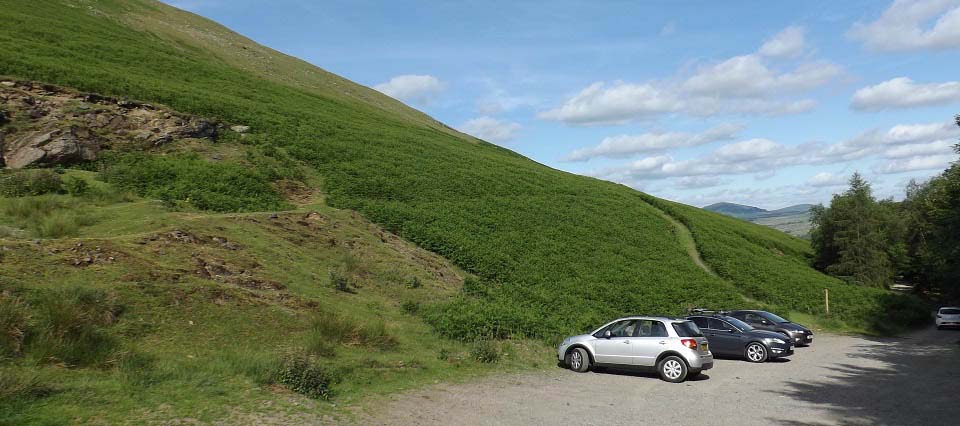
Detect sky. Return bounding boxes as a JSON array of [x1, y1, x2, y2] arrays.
[[165, 0, 960, 209]]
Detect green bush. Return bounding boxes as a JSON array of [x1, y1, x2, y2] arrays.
[[307, 311, 396, 350], [328, 270, 353, 293], [0, 170, 62, 197], [0, 295, 29, 359], [0, 195, 98, 239], [0, 370, 54, 404], [28, 287, 123, 368], [400, 300, 420, 315], [100, 153, 289, 213], [62, 175, 89, 195], [271, 356, 336, 400], [470, 340, 499, 364]]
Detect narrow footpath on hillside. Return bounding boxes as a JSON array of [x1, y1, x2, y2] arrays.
[[359, 326, 960, 425], [651, 208, 717, 277]]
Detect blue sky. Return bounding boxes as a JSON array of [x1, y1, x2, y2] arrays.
[[166, 0, 960, 209]]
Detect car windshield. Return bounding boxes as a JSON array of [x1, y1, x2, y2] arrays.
[[672, 321, 703, 337], [941, 308, 960, 315], [724, 316, 753, 331], [759, 311, 790, 323]]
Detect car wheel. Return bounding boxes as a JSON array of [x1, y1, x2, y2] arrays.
[[657, 355, 688, 383], [566, 348, 590, 373], [745, 342, 768, 363]]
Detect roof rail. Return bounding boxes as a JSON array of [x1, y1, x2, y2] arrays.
[[687, 307, 730, 315]]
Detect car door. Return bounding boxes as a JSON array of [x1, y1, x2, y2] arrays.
[[633, 320, 669, 366], [705, 318, 741, 355], [592, 320, 639, 365]]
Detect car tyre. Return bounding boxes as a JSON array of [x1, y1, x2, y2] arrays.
[[745, 342, 768, 363], [566, 348, 590, 373], [657, 355, 688, 383]]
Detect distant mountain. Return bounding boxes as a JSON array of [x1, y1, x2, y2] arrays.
[[704, 202, 815, 237], [703, 202, 767, 219]]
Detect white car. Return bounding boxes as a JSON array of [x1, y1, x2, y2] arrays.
[[936, 307, 960, 329]]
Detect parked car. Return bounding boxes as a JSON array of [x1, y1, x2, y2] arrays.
[[936, 307, 960, 329], [686, 311, 793, 363], [557, 316, 713, 383], [728, 310, 814, 346]]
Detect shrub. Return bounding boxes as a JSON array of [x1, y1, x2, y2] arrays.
[[307, 311, 396, 350], [329, 270, 353, 293], [271, 356, 336, 400], [0, 370, 54, 403], [470, 340, 499, 364], [400, 300, 420, 315], [100, 152, 289, 212], [0, 295, 29, 359], [405, 276, 422, 289], [0, 195, 97, 239], [0, 170, 63, 197], [29, 287, 123, 368], [62, 175, 90, 195]]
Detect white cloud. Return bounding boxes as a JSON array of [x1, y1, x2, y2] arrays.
[[714, 138, 782, 162], [851, 77, 960, 110], [807, 172, 847, 187], [537, 82, 683, 125], [458, 116, 521, 143], [674, 176, 725, 189], [883, 139, 956, 158], [759, 26, 807, 58], [373, 74, 445, 104], [848, 0, 960, 52], [682, 55, 840, 98], [565, 123, 743, 161], [539, 26, 838, 125], [822, 120, 960, 161], [875, 154, 957, 173]]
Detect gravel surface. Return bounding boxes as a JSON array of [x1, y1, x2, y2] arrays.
[[363, 326, 960, 425]]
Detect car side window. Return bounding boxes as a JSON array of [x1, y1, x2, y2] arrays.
[[744, 313, 761, 323], [636, 320, 668, 337], [690, 317, 708, 329], [708, 318, 733, 331], [607, 320, 638, 337]]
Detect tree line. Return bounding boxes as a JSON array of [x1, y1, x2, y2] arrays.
[[811, 115, 960, 302]]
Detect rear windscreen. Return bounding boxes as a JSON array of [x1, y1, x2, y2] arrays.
[[672, 321, 703, 337], [941, 308, 960, 315]]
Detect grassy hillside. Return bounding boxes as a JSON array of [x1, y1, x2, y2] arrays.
[[0, 0, 928, 422]]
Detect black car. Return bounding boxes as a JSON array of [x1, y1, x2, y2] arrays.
[[686, 312, 793, 363], [728, 310, 814, 346]]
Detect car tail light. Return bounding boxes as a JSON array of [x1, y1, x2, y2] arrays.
[[680, 339, 698, 349]]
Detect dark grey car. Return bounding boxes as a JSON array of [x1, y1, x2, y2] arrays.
[[687, 314, 793, 363], [728, 310, 813, 346]]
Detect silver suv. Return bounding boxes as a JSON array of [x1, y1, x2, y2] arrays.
[[557, 316, 713, 382]]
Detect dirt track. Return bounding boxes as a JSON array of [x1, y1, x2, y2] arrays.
[[364, 326, 960, 425]]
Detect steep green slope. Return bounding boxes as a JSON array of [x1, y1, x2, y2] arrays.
[[0, 0, 920, 343]]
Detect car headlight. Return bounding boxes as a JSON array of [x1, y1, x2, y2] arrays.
[[765, 338, 786, 345]]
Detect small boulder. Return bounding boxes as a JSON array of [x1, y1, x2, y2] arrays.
[[0, 81, 15, 87], [230, 125, 250, 134]]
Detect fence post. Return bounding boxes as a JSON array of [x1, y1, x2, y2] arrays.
[[824, 288, 830, 316]]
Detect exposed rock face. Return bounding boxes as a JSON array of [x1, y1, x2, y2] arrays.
[[0, 80, 220, 169]]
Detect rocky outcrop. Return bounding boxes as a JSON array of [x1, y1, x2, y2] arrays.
[[0, 80, 220, 169]]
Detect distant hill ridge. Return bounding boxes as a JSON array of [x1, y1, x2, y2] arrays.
[[704, 202, 815, 236]]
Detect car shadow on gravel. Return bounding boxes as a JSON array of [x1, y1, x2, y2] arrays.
[[590, 367, 711, 382], [769, 329, 960, 425]]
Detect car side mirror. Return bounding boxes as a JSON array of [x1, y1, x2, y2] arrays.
[[603, 330, 613, 339]]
